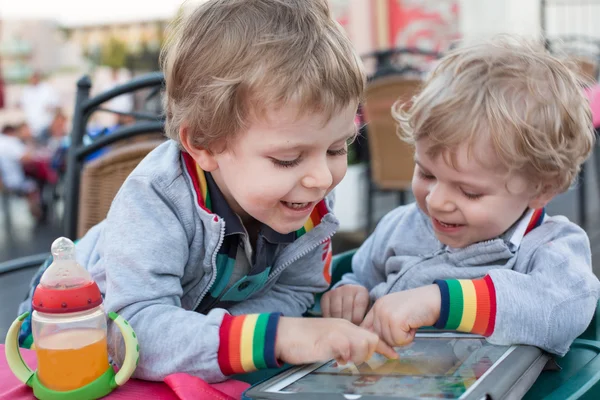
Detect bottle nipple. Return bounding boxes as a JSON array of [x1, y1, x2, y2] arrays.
[[40, 237, 92, 290], [51, 237, 76, 261]]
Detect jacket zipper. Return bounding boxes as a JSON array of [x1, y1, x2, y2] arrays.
[[263, 227, 336, 286], [193, 219, 226, 311], [180, 154, 227, 312]]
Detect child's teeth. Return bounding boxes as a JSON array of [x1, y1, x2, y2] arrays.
[[440, 221, 458, 227], [287, 202, 308, 209]]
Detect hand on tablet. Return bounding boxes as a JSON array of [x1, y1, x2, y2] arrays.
[[320, 284, 370, 324], [361, 285, 441, 347], [275, 317, 398, 366]]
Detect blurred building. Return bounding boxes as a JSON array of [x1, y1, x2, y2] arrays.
[[0, 19, 59, 82], [64, 19, 167, 67], [0, 19, 85, 83]]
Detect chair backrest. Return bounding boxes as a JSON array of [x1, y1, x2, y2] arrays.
[[77, 139, 164, 238], [64, 72, 165, 239], [575, 57, 598, 82], [363, 75, 422, 190]]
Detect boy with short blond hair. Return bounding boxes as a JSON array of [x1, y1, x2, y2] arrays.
[[322, 36, 600, 356], [20, 0, 395, 383]]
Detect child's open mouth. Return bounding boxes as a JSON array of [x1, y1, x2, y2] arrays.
[[281, 201, 313, 211], [433, 217, 465, 232], [438, 220, 462, 228]]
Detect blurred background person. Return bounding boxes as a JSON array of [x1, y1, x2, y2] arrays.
[[39, 109, 68, 152], [0, 124, 43, 220], [99, 67, 134, 126], [16, 122, 35, 146], [19, 71, 60, 139]]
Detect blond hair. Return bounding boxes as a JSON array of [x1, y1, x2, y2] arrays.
[[394, 36, 595, 193], [161, 0, 365, 150]]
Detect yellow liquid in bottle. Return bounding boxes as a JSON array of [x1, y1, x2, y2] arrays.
[[36, 328, 110, 391]]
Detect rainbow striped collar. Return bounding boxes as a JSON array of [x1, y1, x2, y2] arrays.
[[508, 208, 546, 249], [182, 152, 328, 240]]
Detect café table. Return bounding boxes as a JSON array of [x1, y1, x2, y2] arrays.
[[0, 344, 249, 400]]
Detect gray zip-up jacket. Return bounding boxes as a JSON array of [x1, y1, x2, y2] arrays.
[[337, 203, 600, 356], [74, 141, 338, 382]]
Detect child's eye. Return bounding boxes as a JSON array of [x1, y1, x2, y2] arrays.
[[270, 157, 302, 168], [462, 190, 483, 200], [327, 148, 348, 156], [418, 170, 435, 180]]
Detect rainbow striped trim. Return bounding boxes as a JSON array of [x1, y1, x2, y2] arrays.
[[524, 208, 545, 236], [182, 152, 212, 211], [296, 200, 328, 238], [218, 313, 281, 375], [434, 276, 497, 336]]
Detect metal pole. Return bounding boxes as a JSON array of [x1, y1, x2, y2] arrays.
[[540, 0, 549, 49], [63, 75, 91, 239], [0, 18, 4, 109]]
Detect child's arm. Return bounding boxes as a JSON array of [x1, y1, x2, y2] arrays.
[[366, 221, 600, 356], [100, 177, 229, 381], [465, 222, 600, 355]]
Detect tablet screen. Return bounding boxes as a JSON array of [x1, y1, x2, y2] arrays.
[[271, 335, 513, 399]]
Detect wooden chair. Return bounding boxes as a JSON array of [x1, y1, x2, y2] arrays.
[[77, 139, 164, 238], [362, 75, 422, 232], [574, 56, 599, 83]]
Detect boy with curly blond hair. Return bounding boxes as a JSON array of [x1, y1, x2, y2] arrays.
[[322, 37, 600, 356]]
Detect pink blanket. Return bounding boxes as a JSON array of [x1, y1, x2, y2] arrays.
[[0, 344, 249, 399]]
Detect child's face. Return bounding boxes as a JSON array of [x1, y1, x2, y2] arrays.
[[207, 103, 358, 234], [412, 138, 544, 249]]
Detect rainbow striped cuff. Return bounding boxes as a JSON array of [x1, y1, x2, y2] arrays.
[[434, 276, 497, 336], [218, 313, 281, 375]]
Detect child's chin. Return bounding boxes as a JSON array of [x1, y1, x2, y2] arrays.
[[435, 234, 466, 249], [273, 223, 302, 234], [268, 220, 305, 235]]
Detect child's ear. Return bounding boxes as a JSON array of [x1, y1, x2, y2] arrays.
[[528, 184, 556, 209], [179, 124, 218, 171]]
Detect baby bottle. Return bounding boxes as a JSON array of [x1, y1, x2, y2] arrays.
[[5, 237, 139, 399]]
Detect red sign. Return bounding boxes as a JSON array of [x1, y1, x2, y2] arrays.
[[387, 0, 460, 52]]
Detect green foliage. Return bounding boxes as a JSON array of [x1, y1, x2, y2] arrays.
[[101, 36, 128, 69]]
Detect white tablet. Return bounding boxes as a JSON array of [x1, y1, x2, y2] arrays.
[[245, 333, 548, 400]]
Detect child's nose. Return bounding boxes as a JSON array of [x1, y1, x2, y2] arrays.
[[426, 183, 455, 212], [302, 162, 333, 190]]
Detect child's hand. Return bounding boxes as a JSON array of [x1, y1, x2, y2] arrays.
[[321, 284, 370, 324], [276, 317, 398, 366], [361, 285, 441, 347]]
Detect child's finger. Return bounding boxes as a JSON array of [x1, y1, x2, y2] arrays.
[[373, 313, 383, 339], [342, 293, 354, 322], [321, 293, 331, 318], [375, 339, 398, 359], [330, 334, 351, 363], [330, 292, 343, 318], [352, 290, 369, 325], [390, 322, 416, 347], [360, 309, 374, 330], [349, 335, 373, 364]]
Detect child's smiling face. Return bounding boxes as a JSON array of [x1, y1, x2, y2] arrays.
[[188, 102, 358, 234], [411, 138, 550, 249]]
